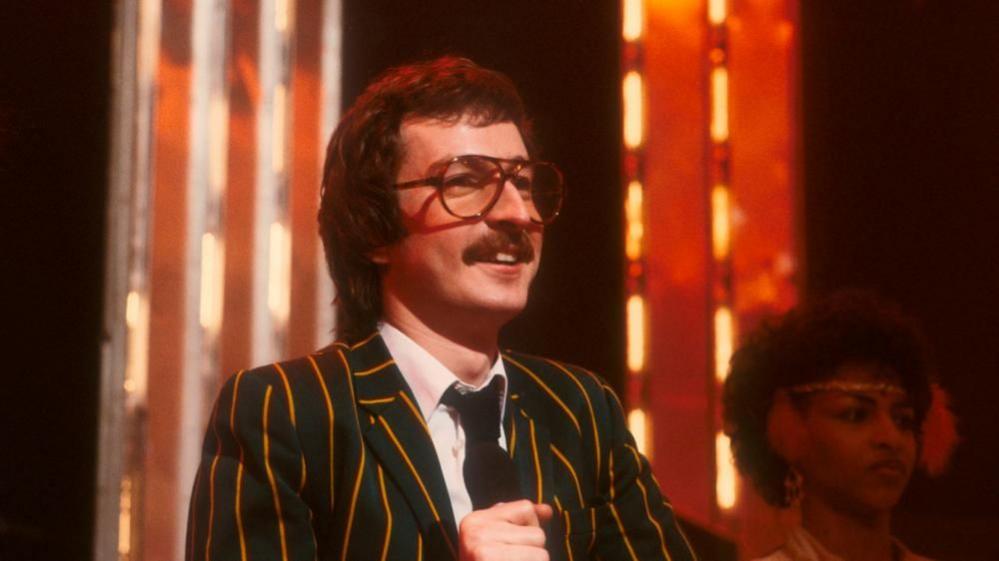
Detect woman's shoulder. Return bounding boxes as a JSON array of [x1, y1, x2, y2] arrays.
[[751, 526, 838, 561], [750, 527, 937, 561], [895, 539, 936, 561], [752, 551, 796, 561]]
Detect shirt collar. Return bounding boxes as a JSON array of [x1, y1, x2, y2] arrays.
[[378, 322, 508, 423]]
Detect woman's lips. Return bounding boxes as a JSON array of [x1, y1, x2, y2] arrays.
[[869, 458, 907, 478]]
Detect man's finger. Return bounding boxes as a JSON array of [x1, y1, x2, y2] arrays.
[[483, 543, 550, 561], [470, 523, 546, 548], [489, 499, 544, 527]]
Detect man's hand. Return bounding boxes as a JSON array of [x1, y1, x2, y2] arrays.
[[457, 500, 553, 561]]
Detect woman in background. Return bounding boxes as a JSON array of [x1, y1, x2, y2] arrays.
[[723, 293, 956, 561]]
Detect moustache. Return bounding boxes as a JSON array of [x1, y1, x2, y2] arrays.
[[461, 230, 536, 265]]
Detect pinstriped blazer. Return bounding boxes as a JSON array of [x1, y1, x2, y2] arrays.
[[186, 332, 697, 561]]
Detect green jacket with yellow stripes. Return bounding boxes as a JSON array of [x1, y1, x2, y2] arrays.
[[185, 332, 697, 561]]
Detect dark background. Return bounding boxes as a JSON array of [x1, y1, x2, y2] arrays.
[[1, 3, 113, 561], [800, 2, 999, 558], [2, 1, 996, 559]]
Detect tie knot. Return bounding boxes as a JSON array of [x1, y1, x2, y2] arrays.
[[440, 376, 504, 442]]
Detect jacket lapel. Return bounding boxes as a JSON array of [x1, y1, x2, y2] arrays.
[[503, 358, 555, 507], [504, 357, 566, 561], [345, 334, 458, 558]]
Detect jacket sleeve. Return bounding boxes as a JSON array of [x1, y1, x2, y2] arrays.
[[185, 369, 316, 561], [591, 383, 698, 561]]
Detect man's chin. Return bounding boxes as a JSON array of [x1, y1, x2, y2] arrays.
[[479, 298, 528, 317], [463, 294, 530, 322]]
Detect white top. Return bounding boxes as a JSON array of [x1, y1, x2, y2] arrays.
[[378, 322, 508, 526], [754, 526, 934, 561]]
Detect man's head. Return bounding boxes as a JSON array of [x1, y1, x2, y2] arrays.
[[319, 57, 548, 342]]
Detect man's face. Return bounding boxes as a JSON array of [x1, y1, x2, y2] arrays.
[[374, 116, 543, 332], [796, 364, 918, 518]]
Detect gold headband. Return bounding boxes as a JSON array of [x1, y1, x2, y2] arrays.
[[787, 381, 907, 397]]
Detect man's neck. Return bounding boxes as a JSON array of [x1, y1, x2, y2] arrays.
[[381, 303, 501, 386], [800, 496, 894, 561]]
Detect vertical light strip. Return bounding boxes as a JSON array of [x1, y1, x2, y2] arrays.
[[268, 221, 292, 325], [622, 0, 644, 41], [210, 93, 230, 195], [124, 290, 150, 407], [254, 0, 293, 363], [715, 432, 737, 509], [623, 71, 645, 149], [622, 0, 650, 459], [199, 232, 224, 334], [628, 409, 651, 458], [272, 84, 288, 174], [626, 295, 647, 373], [315, 0, 343, 344], [708, 0, 728, 26], [713, 306, 735, 381], [202, 90, 229, 338], [708, 0, 738, 513], [117, 476, 133, 556], [275, 0, 291, 33], [625, 180, 645, 261], [711, 185, 731, 260], [710, 67, 729, 143], [180, 0, 230, 555], [99, 0, 162, 557]]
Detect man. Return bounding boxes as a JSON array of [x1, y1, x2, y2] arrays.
[[186, 57, 696, 561]]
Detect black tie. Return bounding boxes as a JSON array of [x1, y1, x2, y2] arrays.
[[440, 376, 523, 509]]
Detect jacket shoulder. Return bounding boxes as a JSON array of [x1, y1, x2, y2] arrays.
[[222, 349, 350, 391], [215, 350, 356, 431], [501, 350, 612, 412]]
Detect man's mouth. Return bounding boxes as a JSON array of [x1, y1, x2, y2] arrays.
[[462, 232, 535, 266]]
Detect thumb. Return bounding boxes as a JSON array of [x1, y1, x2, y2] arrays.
[[534, 503, 554, 525]]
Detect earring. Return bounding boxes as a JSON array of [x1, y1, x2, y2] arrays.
[[783, 467, 803, 506]]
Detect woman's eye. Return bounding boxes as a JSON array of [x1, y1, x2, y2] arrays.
[[838, 407, 870, 423], [894, 410, 918, 431]]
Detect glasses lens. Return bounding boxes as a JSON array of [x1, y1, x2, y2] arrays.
[[439, 157, 564, 223], [523, 163, 564, 223], [440, 157, 500, 218]]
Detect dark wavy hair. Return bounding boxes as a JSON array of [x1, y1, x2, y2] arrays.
[[721, 291, 933, 507], [318, 57, 535, 343]]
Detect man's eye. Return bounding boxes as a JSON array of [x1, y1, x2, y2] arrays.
[[443, 173, 486, 188], [511, 175, 533, 193]]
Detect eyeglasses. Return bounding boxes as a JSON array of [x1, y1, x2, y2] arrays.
[[394, 154, 565, 225]]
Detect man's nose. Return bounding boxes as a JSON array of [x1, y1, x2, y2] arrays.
[[485, 180, 533, 226]]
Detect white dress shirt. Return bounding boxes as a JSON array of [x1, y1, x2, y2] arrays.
[[378, 322, 508, 526]]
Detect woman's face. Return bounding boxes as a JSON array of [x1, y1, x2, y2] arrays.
[[795, 364, 918, 518]]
